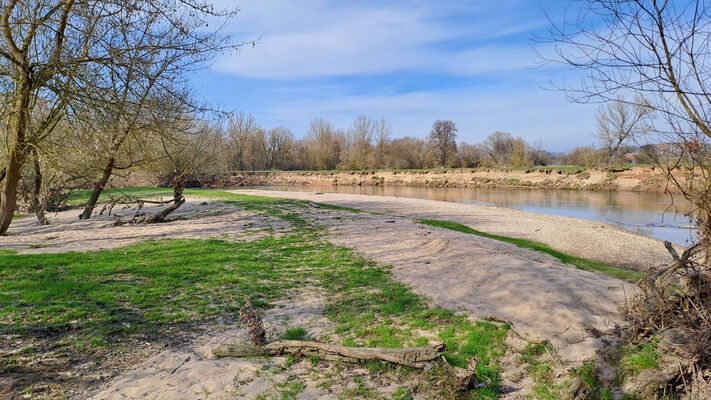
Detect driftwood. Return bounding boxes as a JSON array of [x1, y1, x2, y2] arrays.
[[216, 296, 478, 391], [240, 296, 267, 346], [213, 340, 446, 369]]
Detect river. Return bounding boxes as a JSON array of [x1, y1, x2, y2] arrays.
[[255, 185, 695, 245]]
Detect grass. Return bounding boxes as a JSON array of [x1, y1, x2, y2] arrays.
[[415, 218, 644, 282], [619, 340, 659, 378], [282, 327, 309, 341], [0, 236, 314, 344], [67, 187, 174, 206], [521, 343, 613, 400], [1, 190, 512, 399]]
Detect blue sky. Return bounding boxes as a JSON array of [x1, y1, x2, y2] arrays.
[[193, 0, 597, 152]]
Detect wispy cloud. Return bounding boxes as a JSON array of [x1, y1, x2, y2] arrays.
[[195, 0, 597, 151], [213, 0, 548, 79]]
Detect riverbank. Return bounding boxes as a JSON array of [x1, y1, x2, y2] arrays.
[[236, 189, 676, 272], [1, 189, 678, 398], [203, 166, 675, 192]]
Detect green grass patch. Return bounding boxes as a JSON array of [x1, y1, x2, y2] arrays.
[[415, 219, 643, 282], [282, 327, 309, 341], [322, 249, 509, 396], [2, 191, 513, 398], [0, 235, 321, 343], [619, 340, 659, 378], [67, 187, 174, 206]]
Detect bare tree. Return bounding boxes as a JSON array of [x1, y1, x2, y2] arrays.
[[597, 96, 652, 165], [482, 131, 515, 165], [457, 143, 481, 168], [227, 112, 259, 171], [389, 137, 432, 169], [344, 115, 375, 170], [428, 120, 457, 167], [374, 119, 392, 169], [266, 126, 294, 170], [547, 0, 711, 392], [304, 118, 343, 170], [0, 0, 239, 235]]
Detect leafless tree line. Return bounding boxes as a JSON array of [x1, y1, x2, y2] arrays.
[[219, 115, 555, 172]]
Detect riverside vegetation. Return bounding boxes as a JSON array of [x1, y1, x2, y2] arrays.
[[0, 188, 667, 399]]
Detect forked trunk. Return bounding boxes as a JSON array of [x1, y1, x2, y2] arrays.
[[80, 157, 115, 220], [143, 178, 185, 223]]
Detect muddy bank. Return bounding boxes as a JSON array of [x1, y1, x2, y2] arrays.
[[203, 166, 674, 192]]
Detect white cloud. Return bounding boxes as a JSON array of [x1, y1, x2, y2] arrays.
[[213, 0, 548, 79], [245, 84, 596, 152]]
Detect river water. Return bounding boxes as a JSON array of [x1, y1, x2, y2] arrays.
[[256, 185, 695, 245]]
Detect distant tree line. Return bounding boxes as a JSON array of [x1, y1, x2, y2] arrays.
[[216, 114, 555, 172], [215, 101, 661, 172]]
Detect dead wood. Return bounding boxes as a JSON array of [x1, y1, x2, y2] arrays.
[[240, 296, 266, 346], [213, 340, 446, 369]]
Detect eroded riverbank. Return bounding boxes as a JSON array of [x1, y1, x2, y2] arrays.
[[204, 166, 675, 193]]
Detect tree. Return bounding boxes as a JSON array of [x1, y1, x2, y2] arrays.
[[547, 0, 711, 247], [0, 0, 237, 235], [389, 137, 432, 169], [303, 118, 343, 170], [374, 119, 392, 169], [227, 112, 259, 171], [266, 126, 294, 170], [343, 115, 375, 170], [140, 119, 223, 223], [548, 0, 711, 391], [457, 143, 481, 168], [597, 96, 652, 165], [428, 120, 457, 167], [566, 146, 602, 167], [78, 16, 201, 220], [482, 131, 515, 165]]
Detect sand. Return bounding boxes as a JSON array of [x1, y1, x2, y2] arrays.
[[2, 191, 676, 398], [237, 189, 676, 272], [2, 199, 287, 254], [289, 202, 632, 366], [89, 292, 340, 400]]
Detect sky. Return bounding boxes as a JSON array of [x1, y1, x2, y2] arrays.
[[192, 0, 598, 152]]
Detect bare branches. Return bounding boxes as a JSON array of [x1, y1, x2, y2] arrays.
[[428, 120, 457, 168]]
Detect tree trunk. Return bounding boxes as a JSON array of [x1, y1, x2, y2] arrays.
[[143, 178, 185, 223], [80, 157, 115, 220], [0, 82, 32, 235], [31, 149, 48, 225], [213, 341, 446, 368]]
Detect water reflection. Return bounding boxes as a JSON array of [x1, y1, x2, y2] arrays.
[[257, 185, 695, 245]]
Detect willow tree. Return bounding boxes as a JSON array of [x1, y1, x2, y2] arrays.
[[0, 0, 238, 234]]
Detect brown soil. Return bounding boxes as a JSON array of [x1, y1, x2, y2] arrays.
[[203, 166, 676, 192]]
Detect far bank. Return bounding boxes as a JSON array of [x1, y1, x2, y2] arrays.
[[198, 166, 675, 193]]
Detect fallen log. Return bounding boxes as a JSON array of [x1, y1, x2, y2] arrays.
[[213, 340, 446, 369]]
